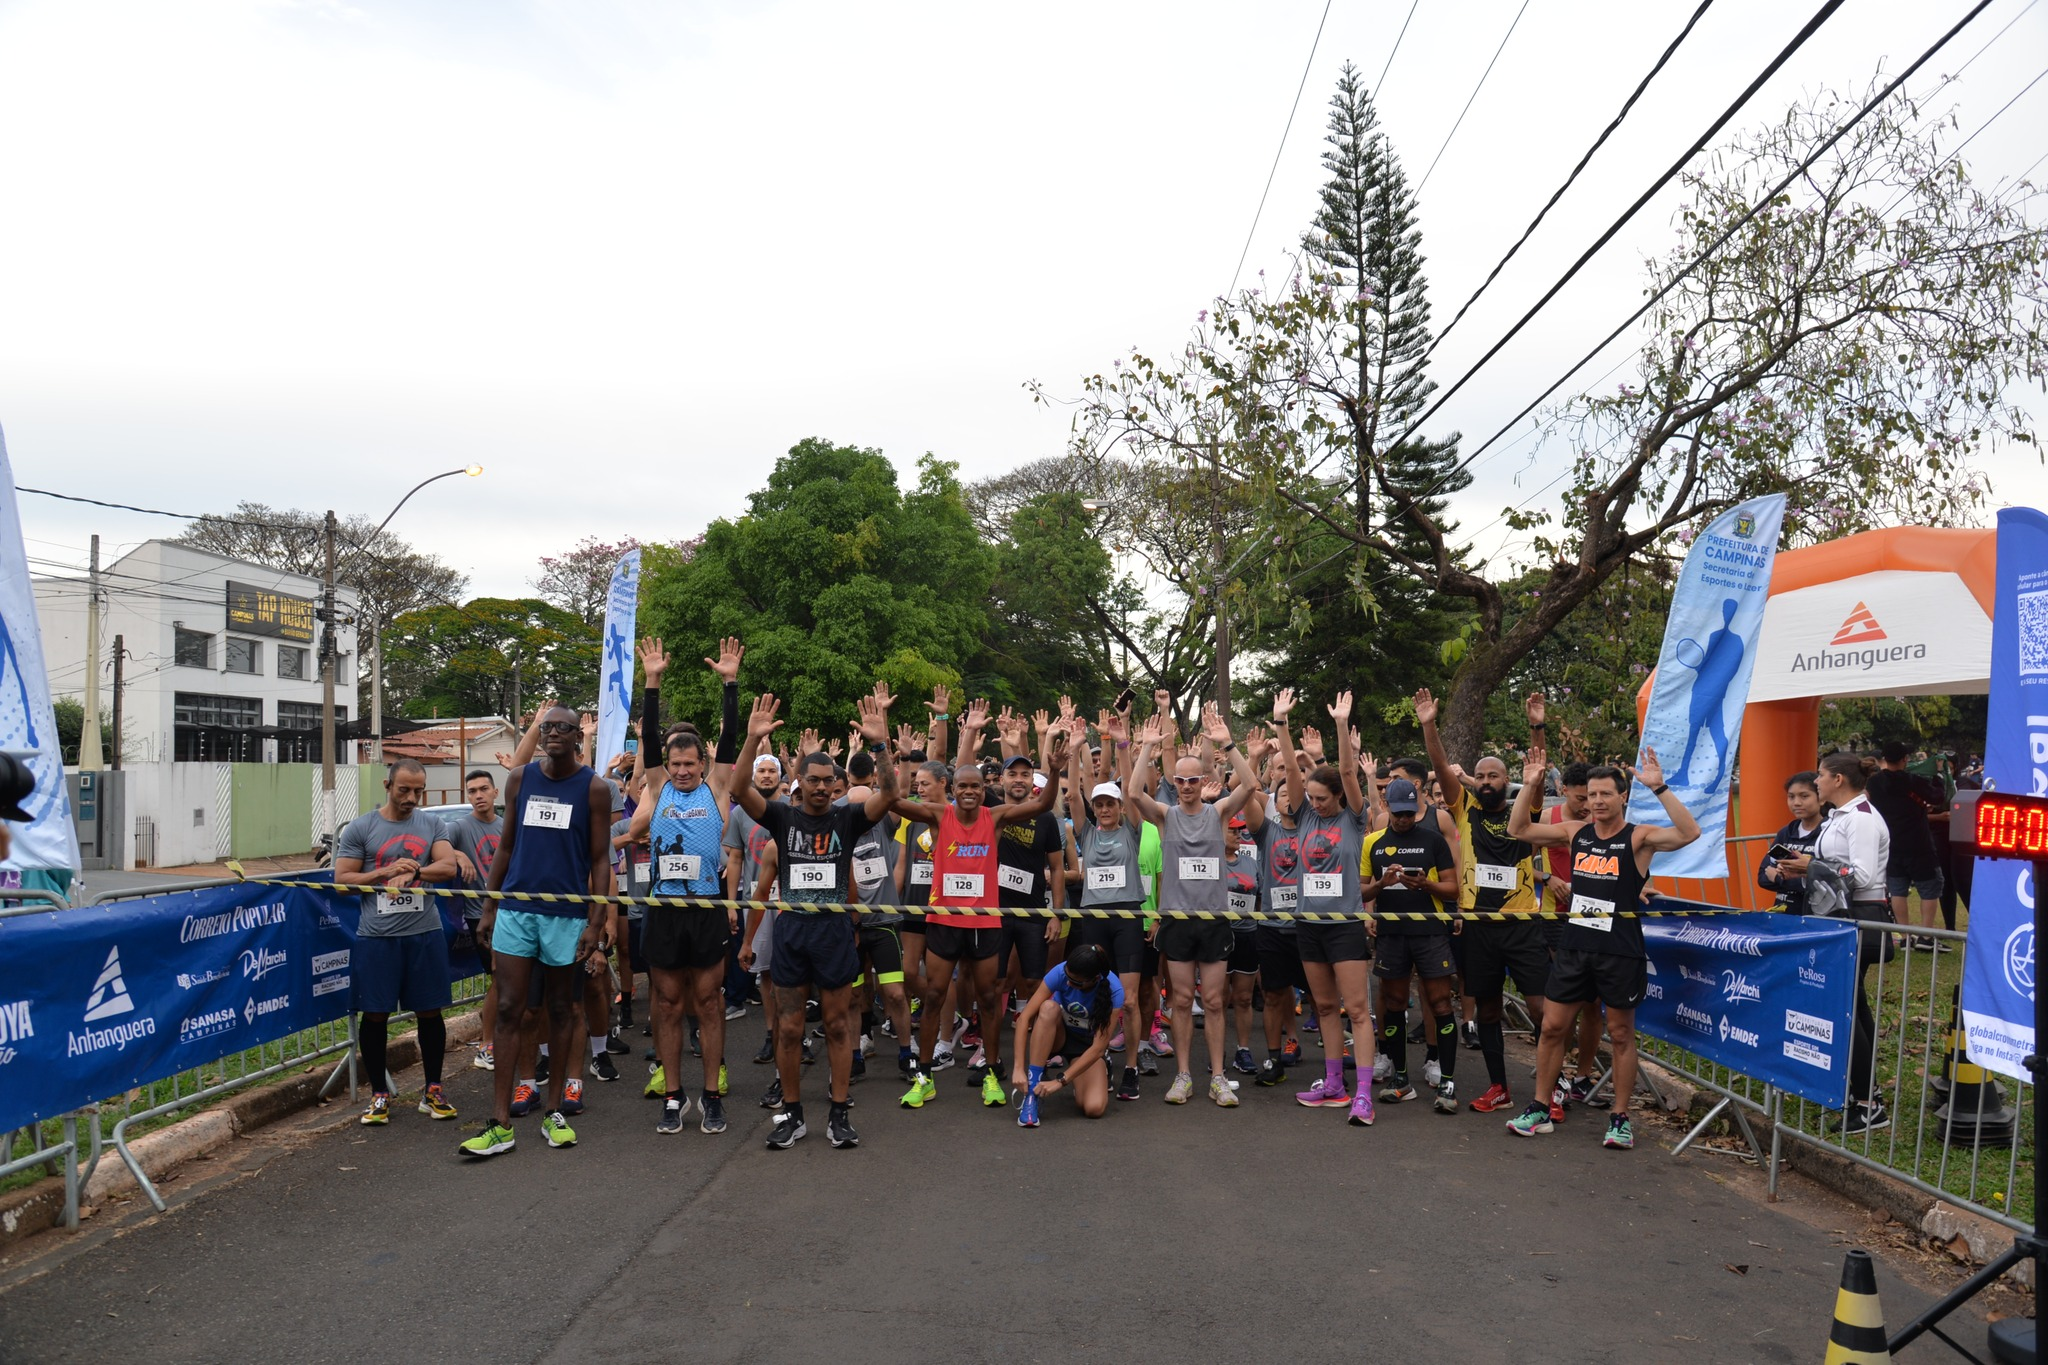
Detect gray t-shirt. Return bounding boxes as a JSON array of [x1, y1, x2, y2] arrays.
[[1294, 803, 1367, 916], [338, 808, 449, 939], [1158, 803, 1227, 913], [1076, 819, 1145, 907], [851, 817, 904, 925], [723, 806, 771, 900]]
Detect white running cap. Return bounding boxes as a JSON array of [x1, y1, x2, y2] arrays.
[[1089, 782, 1123, 802]]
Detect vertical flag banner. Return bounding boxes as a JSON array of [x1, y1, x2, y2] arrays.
[[1629, 493, 1786, 877], [595, 549, 642, 772], [1962, 506, 2045, 1082], [0, 425, 81, 888]]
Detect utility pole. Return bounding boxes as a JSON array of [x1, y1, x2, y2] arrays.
[[80, 534, 103, 770], [1208, 437, 1232, 714], [370, 618, 383, 765], [109, 634, 124, 770], [509, 656, 522, 729], [319, 510, 338, 837]]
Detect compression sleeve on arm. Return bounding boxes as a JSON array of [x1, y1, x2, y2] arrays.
[[715, 682, 740, 765], [640, 685, 661, 754]]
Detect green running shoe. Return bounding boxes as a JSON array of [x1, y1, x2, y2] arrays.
[[459, 1121, 515, 1159], [1603, 1114, 1634, 1150], [980, 1071, 1008, 1107], [644, 1065, 666, 1099], [542, 1110, 578, 1148], [1506, 1101, 1555, 1138], [718, 1063, 729, 1096], [900, 1072, 937, 1109]]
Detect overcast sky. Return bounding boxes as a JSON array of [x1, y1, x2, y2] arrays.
[[3, 0, 2043, 601]]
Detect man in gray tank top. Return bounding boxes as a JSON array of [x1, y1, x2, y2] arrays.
[[1128, 702, 1262, 1108]]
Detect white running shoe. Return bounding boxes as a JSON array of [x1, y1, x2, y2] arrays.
[[1372, 1052, 1392, 1083], [1423, 1059, 1443, 1088]]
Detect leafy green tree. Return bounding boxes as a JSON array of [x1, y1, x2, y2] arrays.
[[1054, 83, 2047, 762], [972, 491, 1118, 713], [639, 439, 992, 733], [382, 597, 599, 719]]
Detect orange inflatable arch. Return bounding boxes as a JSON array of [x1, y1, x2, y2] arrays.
[[1633, 525, 1996, 903]]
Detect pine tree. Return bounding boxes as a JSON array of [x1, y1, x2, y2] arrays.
[[1255, 63, 1468, 722]]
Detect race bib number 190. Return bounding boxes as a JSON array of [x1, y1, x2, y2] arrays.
[[789, 863, 836, 891]]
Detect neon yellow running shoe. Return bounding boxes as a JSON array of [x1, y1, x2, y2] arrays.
[[459, 1122, 515, 1158], [718, 1063, 729, 1096], [542, 1110, 577, 1148], [644, 1065, 666, 1099], [360, 1093, 391, 1126], [980, 1072, 1008, 1107], [418, 1084, 458, 1120], [900, 1073, 937, 1108]]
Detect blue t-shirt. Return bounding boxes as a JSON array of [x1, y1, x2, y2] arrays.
[[1043, 961, 1126, 1037]]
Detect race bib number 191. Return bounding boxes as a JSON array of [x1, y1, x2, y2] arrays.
[[523, 797, 570, 830]]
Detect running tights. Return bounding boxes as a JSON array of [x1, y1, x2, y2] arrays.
[[418, 1014, 446, 1086], [1478, 1019, 1506, 1087]]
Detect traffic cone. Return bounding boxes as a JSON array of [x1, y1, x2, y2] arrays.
[[1925, 985, 1960, 1104], [1932, 1025, 2018, 1147], [1823, 1249, 1891, 1364]]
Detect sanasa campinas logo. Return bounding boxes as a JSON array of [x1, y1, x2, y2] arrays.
[[1791, 602, 1926, 676]]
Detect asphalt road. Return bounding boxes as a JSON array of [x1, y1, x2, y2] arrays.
[[0, 1018, 1989, 1365]]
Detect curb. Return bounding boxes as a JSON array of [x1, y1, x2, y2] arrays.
[[1649, 1060, 2035, 1289], [0, 1014, 483, 1256]]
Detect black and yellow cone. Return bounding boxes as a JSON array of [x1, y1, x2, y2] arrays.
[[1823, 1249, 1891, 1364]]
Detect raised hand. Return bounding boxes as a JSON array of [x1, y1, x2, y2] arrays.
[[1328, 690, 1354, 725], [1137, 713, 1168, 746], [1300, 726, 1325, 761], [1360, 749, 1379, 778], [1099, 708, 1127, 743], [704, 636, 743, 684], [799, 726, 822, 755], [1634, 746, 1666, 791], [748, 693, 784, 741], [1244, 724, 1273, 765], [1524, 691, 1547, 728], [859, 688, 894, 744], [1272, 687, 1296, 722], [1153, 687, 1173, 718], [1033, 709, 1053, 741], [825, 737, 844, 759], [1412, 687, 1438, 728], [928, 683, 951, 717], [1201, 700, 1233, 747], [1523, 743, 1547, 786], [1058, 694, 1077, 724], [638, 637, 670, 687], [962, 698, 990, 731]]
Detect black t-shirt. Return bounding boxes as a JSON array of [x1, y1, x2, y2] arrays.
[[753, 800, 877, 914], [1365, 823, 1455, 935], [996, 810, 1062, 907], [1865, 769, 1941, 880]]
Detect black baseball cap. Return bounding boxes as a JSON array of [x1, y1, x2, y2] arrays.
[[1383, 778, 1421, 814]]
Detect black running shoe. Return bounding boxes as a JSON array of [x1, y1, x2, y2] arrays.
[[1255, 1058, 1287, 1088], [1116, 1067, 1141, 1102], [655, 1096, 687, 1135], [1461, 1021, 1480, 1051], [590, 1052, 620, 1083], [765, 1110, 806, 1150], [851, 1050, 867, 1079], [534, 1053, 550, 1085], [699, 1094, 728, 1135], [759, 1075, 783, 1110], [828, 1104, 859, 1149], [606, 1026, 631, 1056], [753, 1033, 774, 1064]]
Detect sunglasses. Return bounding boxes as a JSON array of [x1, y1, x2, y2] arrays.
[[1171, 776, 1204, 786], [538, 721, 578, 734]]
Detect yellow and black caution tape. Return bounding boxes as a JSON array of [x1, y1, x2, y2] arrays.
[[245, 875, 1752, 923]]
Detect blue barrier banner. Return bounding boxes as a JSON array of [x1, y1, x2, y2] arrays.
[[1638, 906, 1856, 1108], [1628, 493, 1786, 877], [0, 880, 479, 1134], [1964, 506, 2045, 1083]]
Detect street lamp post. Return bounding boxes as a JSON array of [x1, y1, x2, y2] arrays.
[[318, 465, 482, 836]]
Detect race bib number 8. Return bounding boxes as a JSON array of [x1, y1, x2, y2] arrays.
[[1569, 894, 1615, 933], [854, 855, 887, 886], [1475, 864, 1515, 891], [999, 864, 1034, 894], [1087, 865, 1127, 891], [380, 890, 423, 916], [1301, 872, 1341, 899], [1178, 857, 1219, 881], [942, 872, 984, 900], [789, 863, 836, 891], [659, 854, 702, 882], [523, 797, 570, 830]]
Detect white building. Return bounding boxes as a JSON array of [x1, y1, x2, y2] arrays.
[[34, 539, 362, 868]]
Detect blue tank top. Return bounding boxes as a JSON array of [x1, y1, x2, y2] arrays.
[[650, 781, 724, 895], [503, 760, 596, 917]]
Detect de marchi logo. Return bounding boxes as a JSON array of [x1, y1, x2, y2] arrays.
[[1791, 599, 1925, 675], [1830, 601, 1886, 645]]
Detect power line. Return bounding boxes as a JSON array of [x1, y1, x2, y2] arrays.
[[1428, 0, 2003, 495], [1386, 0, 1849, 457], [1412, 0, 1533, 197], [1373, 0, 1420, 96], [1428, 0, 1717, 357], [1225, 0, 1334, 299]]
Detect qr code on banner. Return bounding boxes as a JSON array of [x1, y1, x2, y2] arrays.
[[2021, 589, 2048, 676]]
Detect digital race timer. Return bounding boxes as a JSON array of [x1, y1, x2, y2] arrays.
[[1951, 789, 2048, 860]]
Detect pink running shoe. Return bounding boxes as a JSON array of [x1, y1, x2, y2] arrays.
[[1347, 1091, 1376, 1127], [1295, 1076, 1350, 1108]]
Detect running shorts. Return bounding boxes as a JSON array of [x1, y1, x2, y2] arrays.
[[1545, 947, 1647, 1010], [1156, 918, 1232, 964], [643, 905, 732, 972], [769, 913, 860, 991], [1372, 932, 1457, 981], [1296, 920, 1371, 965], [1462, 918, 1550, 1000]]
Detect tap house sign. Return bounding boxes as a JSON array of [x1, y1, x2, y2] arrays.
[[225, 582, 316, 643]]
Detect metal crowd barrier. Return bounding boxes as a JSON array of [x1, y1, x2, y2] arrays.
[[1640, 918, 2034, 1239]]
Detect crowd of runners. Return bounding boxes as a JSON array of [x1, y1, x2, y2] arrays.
[[330, 635, 1702, 1157]]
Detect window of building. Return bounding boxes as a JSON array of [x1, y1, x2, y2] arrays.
[[224, 637, 260, 674], [277, 700, 344, 730], [174, 628, 212, 669], [277, 645, 308, 680], [175, 693, 262, 729]]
